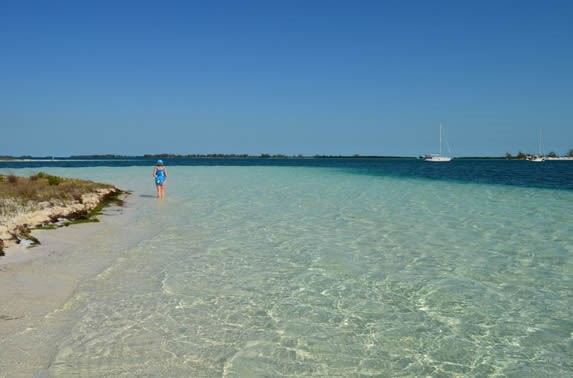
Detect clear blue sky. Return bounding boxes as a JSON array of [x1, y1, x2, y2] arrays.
[[1, 0, 572, 157]]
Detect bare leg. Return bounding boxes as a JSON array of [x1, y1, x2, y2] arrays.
[[159, 184, 166, 198], [156, 184, 161, 198]]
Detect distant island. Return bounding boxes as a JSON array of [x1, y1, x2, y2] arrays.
[[2, 150, 573, 161], [504, 149, 573, 160], [68, 154, 417, 159], [67, 154, 506, 160]]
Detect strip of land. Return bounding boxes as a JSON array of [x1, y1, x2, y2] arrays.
[[0, 173, 124, 256]]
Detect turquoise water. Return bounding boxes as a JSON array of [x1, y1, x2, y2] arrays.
[[2, 165, 573, 376]]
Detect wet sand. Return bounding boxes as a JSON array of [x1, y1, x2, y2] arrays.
[[0, 199, 139, 376]]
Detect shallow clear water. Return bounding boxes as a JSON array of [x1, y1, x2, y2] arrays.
[[2, 165, 573, 376]]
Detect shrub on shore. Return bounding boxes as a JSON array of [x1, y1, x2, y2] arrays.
[[0, 172, 115, 218], [1, 173, 125, 253], [47, 175, 62, 186], [1, 172, 111, 201]]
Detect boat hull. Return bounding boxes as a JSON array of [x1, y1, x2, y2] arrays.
[[422, 155, 452, 162], [527, 155, 545, 162]]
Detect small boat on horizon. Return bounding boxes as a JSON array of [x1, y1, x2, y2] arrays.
[[527, 155, 545, 162], [527, 129, 546, 162], [421, 124, 452, 162]]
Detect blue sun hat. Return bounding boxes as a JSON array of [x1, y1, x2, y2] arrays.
[[157, 159, 164, 165]]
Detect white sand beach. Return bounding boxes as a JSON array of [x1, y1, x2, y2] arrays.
[[0, 195, 144, 376]]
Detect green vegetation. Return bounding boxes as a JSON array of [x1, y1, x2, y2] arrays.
[[1, 173, 124, 253], [64, 189, 125, 226], [47, 175, 63, 186], [0, 172, 113, 206]]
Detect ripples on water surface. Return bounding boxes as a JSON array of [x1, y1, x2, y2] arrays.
[[1, 161, 572, 376]]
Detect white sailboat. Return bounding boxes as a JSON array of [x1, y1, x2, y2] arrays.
[[422, 124, 452, 162], [528, 155, 545, 162], [527, 129, 545, 162]]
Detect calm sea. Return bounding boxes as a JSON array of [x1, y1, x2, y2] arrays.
[[1, 159, 572, 376]]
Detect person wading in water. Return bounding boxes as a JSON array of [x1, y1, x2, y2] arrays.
[[153, 160, 168, 198]]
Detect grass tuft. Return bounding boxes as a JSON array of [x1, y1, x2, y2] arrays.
[[1, 173, 113, 208], [1, 173, 126, 253], [48, 176, 62, 186], [1, 173, 123, 222]]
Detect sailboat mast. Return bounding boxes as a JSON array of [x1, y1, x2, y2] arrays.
[[439, 123, 442, 156], [423, 122, 452, 162]]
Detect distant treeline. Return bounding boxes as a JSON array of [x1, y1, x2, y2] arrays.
[[145, 153, 254, 158], [313, 155, 414, 159], [71, 154, 417, 159], [505, 149, 573, 159], [0, 155, 35, 160], [5, 151, 573, 160], [71, 154, 133, 159], [147, 154, 417, 159]]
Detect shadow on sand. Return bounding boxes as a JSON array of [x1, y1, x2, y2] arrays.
[[140, 194, 157, 199]]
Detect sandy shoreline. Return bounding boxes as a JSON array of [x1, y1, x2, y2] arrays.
[[0, 189, 137, 375], [0, 217, 121, 335], [1, 187, 121, 256]]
